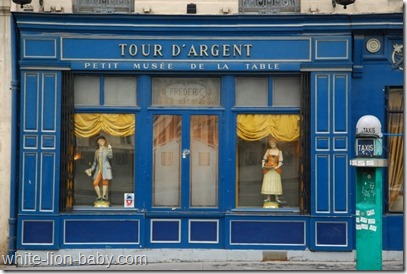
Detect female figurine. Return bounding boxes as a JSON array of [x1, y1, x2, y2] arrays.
[[261, 137, 283, 203]]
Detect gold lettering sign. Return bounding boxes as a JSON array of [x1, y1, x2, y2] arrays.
[[152, 78, 220, 106]]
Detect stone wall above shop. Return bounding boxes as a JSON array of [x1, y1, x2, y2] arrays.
[[10, 0, 403, 15]]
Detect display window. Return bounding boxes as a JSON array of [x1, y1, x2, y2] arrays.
[[234, 76, 303, 210], [61, 74, 307, 212], [387, 87, 404, 212], [73, 115, 135, 208], [236, 114, 300, 209], [62, 75, 137, 210]]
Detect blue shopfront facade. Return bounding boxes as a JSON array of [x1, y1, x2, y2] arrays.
[[9, 12, 403, 253]]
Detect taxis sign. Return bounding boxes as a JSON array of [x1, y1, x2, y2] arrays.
[[356, 115, 383, 138], [356, 138, 375, 157]]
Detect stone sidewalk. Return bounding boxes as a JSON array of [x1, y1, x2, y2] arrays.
[[2, 260, 404, 271], [1, 249, 403, 271]]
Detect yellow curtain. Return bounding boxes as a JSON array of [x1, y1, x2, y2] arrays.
[[74, 113, 135, 137], [237, 114, 300, 142]]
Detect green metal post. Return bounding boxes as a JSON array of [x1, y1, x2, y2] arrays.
[[355, 167, 383, 270], [351, 115, 387, 271]]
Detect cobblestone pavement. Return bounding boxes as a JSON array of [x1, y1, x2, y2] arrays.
[[2, 260, 404, 271]]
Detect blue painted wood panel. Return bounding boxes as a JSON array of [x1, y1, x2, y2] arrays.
[[42, 74, 57, 132], [40, 153, 55, 211], [315, 155, 330, 213], [23, 135, 37, 149], [230, 221, 305, 245], [189, 220, 218, 243], [151, 220, 180, 243], [22, 220, 54, 244], [333, 75, 348, 133], [315, 38, 350, 60], [333, 155, 348, 213], [311, 72, 350, 218], [20, 71, 60, 215], [315, 75, 330, 133], [310, 217, 353, 251], [65, 220, 139, 244], [24, 73, 39, 131], [316, 222, 347, 246], [316, 137, 329, 150], [334, 137, 347, 150], [383, 215, 403, 250], [22, 153, 37, 211], [42, 136, 56, 149], [24, 38, 57, 58]]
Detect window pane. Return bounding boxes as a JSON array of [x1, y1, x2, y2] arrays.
[[152, 78, 220, 106], [272, 77, 301, 107], [236, 114, 300, 209], [235, 77, 268, 106], [74, 76, 100, 106], [153, 115, 181, 207], [74, 132, 135, 207], [190, 115, 218, 207], [104, 76, 137, 106], [387, 88, 403, 212]]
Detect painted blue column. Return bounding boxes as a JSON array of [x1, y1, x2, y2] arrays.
[[310, 71, 353, 251], [17, 70, 61, 250], [8, 14, 19, 260]]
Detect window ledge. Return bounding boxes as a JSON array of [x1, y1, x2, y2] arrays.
[[69, 205, 142, 213], [229, 207, 301, 215]]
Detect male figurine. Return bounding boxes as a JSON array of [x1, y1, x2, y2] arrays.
[[85, 135, 113, 203]]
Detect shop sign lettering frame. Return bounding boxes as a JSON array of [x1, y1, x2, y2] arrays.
[[73, 0, 134, 13], [62, 37, 320, 72], [239, 0, 300, 14]]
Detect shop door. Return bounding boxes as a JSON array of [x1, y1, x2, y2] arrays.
[[152, 113, 219, 209]]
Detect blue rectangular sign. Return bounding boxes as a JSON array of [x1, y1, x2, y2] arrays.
[[62, 37, 311, 62]]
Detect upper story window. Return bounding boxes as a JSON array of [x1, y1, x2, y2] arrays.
[[73, 0, 134, 13], [239, 0, 300, 14]]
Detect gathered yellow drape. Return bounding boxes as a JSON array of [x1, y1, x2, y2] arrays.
[[74, 113, 135, 137], [237, 114, 300, 142]]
